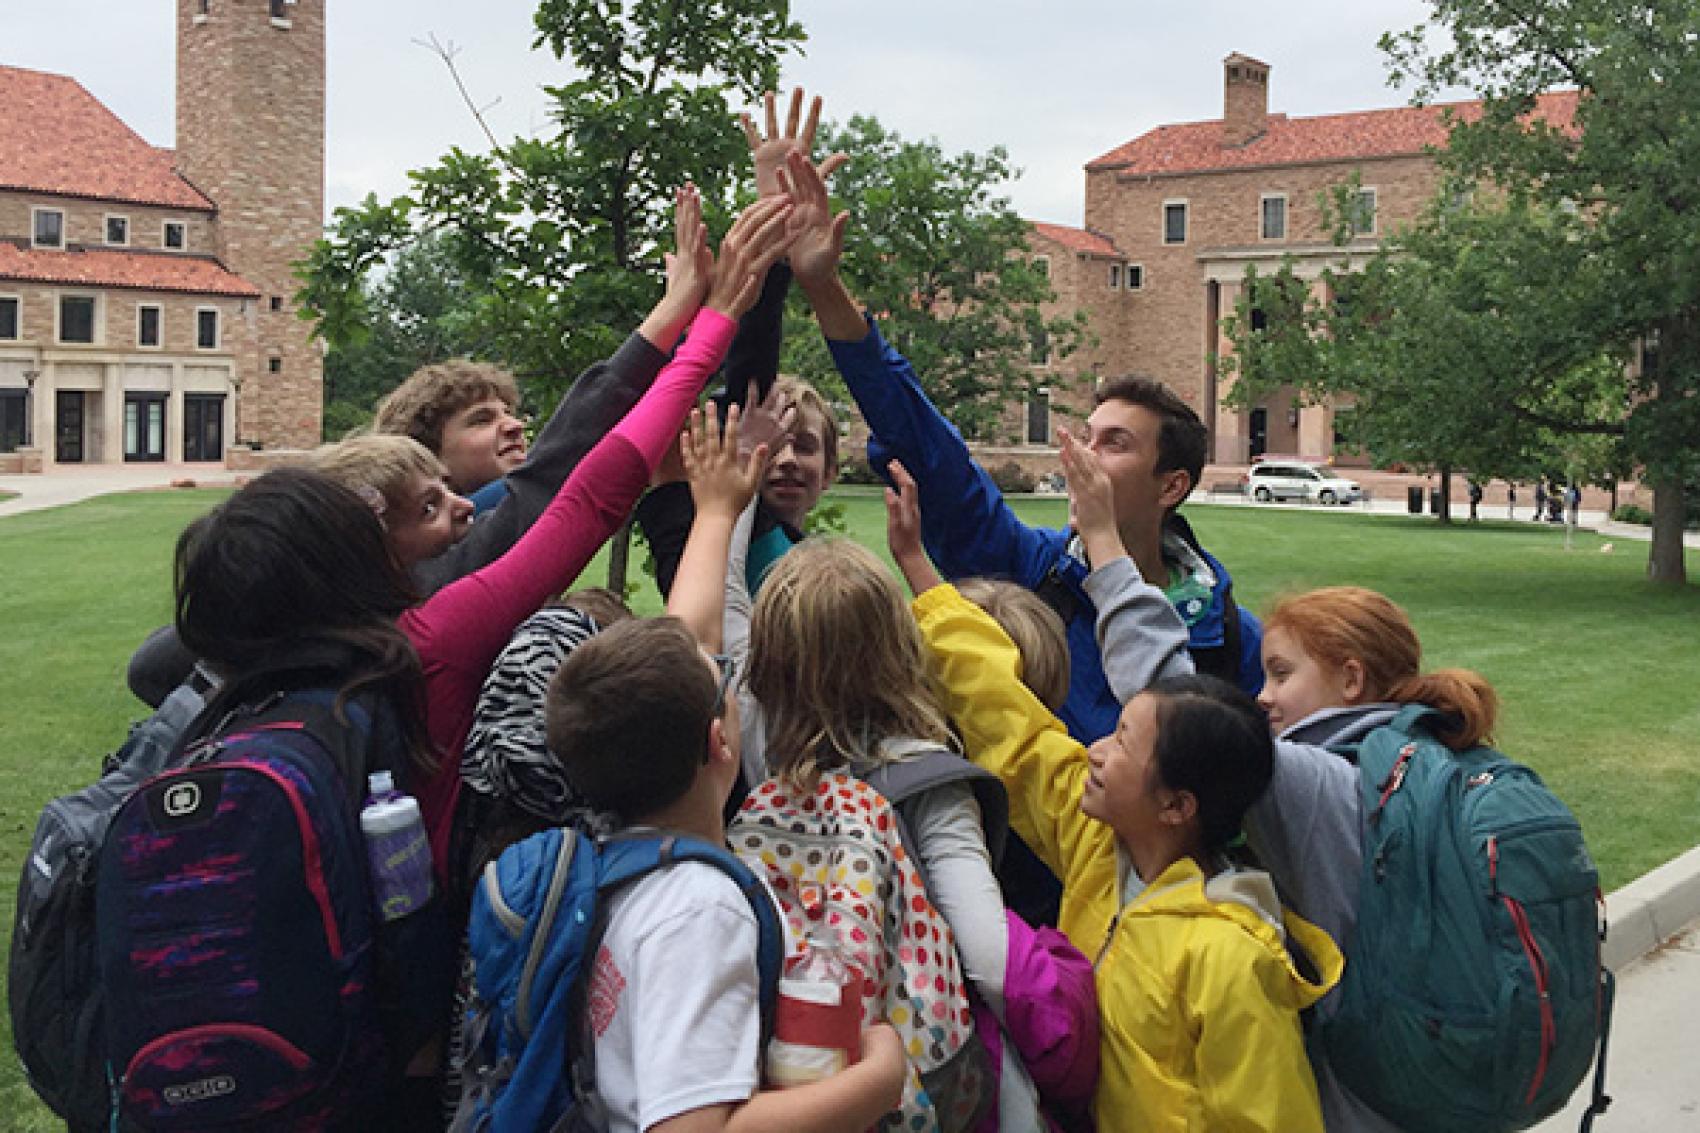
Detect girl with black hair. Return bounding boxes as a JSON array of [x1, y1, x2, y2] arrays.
[[887, 466, 1342, 1133]]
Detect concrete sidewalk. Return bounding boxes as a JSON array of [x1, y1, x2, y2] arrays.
[[1534, 923, 1700, 1130], [0, 462, 242, 518]]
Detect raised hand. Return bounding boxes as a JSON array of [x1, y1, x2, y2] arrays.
[[742, 88, 850, 199], [660, 183, 712, 316], [705, 196, 797, 319], [736, 381, 798, 461], [682, 404, 769, 520], [1059, 426, 1128, 570], [884, 460, 943, 595], [779, 149, 850, 287]]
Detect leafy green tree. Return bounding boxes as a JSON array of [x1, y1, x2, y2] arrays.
[[322, 233, 489, 439], [1225, 0, 1700, 581], [779, 116, 1092, 440], [1384, 0, 1699, 581], [298, 0, 804, 588], [300, 0, 804, 401]]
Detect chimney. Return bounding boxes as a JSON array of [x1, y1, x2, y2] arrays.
[[1223, 53, 1270, 147]]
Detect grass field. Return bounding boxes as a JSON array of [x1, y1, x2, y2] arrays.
[[1, 486, 1697, 1127]]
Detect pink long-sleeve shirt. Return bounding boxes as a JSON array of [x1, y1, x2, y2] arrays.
[[399, 308, 737, 876]]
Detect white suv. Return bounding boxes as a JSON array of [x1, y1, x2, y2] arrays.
[[1243, 461, 1365, 505]]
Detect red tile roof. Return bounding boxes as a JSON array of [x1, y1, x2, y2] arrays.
[[0, 66, 213, 210], [1030, 221, 1122, 258], [0, 243, 260, 297], [1088, 90, 1580, 177]]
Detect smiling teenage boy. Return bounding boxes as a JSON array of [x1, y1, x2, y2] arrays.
[[782, 151, 1262, 745]]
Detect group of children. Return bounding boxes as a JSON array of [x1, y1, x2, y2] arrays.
[[131, 89, 1529, 1132]]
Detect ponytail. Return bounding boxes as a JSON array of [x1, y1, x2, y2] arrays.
[[1387, 667, 1499, 751]]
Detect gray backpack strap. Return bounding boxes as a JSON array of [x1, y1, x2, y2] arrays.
[[861, 741, 1010, 890]]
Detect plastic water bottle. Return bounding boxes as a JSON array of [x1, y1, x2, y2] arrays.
[[765, 926, 866, 1087], [360, 771, 433, 921]]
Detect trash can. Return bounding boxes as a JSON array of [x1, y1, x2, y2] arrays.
[[1407, 486, 1423, 514], [1429, 488, 1443, 514]]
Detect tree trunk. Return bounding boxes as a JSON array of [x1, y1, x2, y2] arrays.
[[605, 520, 632, 596], [1436, 463, 1453, 524], [1647, 473, 1689, 585]]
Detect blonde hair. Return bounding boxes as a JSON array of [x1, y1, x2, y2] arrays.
[[774, 376, 840, 473], [1264, 586, 1499, 751], [956, 578, 1070, 712], [748, 539, 955, 788], [311, 433, 448, 519], [374, 358, 520, 454]]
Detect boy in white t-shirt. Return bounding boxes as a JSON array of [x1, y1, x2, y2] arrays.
[[544, 614, 905, 1133]]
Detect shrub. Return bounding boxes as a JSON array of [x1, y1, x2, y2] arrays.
[[988, 461, 1038, 494], [1611, 504, 1653, 526], [837, 456, 885, 486]]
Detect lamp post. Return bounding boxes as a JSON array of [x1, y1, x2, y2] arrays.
[[21, 367, 39, 448]]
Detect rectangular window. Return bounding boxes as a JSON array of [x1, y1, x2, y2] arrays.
[[106, 215, 129, 245], [1126, 264, 1145, 291], [1026, 388, 1051, 445], [1108, 264, 1122, 290], [1351, 188, 1378, 236], [163, 220, 187, 250], [1163, 201, 1188, 245], [0, 389, 25, 453], [33, 208, 65, 249], [59, 296, 97, 344], [0, 296, 18, 340], [270, 295, 284, 312], [268, 356, 283, 373], [1028, 324, 1050, 366], [124, 395, 167, 462], [196, 307, 220, 349], [138, 304, 162, 348], [1261, 195, 1287, 240]]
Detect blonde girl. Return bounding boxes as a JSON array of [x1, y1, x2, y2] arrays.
[[744, 538, 1048, 1131]]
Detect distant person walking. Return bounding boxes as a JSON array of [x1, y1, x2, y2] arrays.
[[1566, 483, 1583, 527], [1467, 480, 1483, 522], [1533, 481, 1547, 522], [1507, 483, 1517, 520]]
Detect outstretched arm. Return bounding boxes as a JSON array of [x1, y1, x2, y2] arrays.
[[668, 406, 770, 651], [412, 186, 712, 596], [783, 151, 1053, 586]]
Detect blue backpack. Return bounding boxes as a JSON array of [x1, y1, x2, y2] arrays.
[[452, 828, 783, 1133], [95, 693, 388, 1129], [1321, 704, 1612, 1132]]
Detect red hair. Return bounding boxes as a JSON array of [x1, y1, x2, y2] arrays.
[[1264, 587, 1499, 751]]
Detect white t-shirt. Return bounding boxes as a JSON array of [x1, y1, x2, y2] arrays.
[[587, 860, 765, 1133]]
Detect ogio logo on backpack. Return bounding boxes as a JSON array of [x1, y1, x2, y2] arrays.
[[163, 782, 201, 818], [163, 1075, 236, 1105]]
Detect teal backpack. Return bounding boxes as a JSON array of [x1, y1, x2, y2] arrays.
[[1321, 705, 1614, 1132]]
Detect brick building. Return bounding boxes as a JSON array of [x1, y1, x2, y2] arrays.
[[0, 0, 324, 472], [1026, 53, 1575, 468]]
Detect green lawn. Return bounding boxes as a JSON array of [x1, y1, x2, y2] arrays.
[[2, 487, 1697, 1127]]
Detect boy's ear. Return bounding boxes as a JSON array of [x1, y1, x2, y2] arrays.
[[1157, 468, 1192, 511]]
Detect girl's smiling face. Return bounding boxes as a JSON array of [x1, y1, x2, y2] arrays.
[[1256, 625, 1358, 734]]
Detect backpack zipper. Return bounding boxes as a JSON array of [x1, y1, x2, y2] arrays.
[[1488, 835, 1556, 1104]]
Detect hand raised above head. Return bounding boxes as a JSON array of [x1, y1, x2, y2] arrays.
[[705, 196, 797, 319], [778, 149, 850, 286], [1059, 427, 1127, 569], [743, 87, 822, 198], [661, 183, 712, 312], [883, 460, 943, 596]]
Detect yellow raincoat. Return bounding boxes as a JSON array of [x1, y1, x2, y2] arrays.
[[913, 584, 1343, 1132]]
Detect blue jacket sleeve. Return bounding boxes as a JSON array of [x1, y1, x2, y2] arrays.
[[826, 319, 1053, 587]]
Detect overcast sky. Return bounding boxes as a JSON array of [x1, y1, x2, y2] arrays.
[[6, 0, 1452, 228]]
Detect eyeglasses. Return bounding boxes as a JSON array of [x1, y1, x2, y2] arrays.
[[710, 652, 739, 719]]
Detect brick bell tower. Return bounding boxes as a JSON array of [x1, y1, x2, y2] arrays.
[[175, 0, 326, 450]]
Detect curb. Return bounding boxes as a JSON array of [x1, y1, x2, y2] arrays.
[[1603, 844, 1700, 971]]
